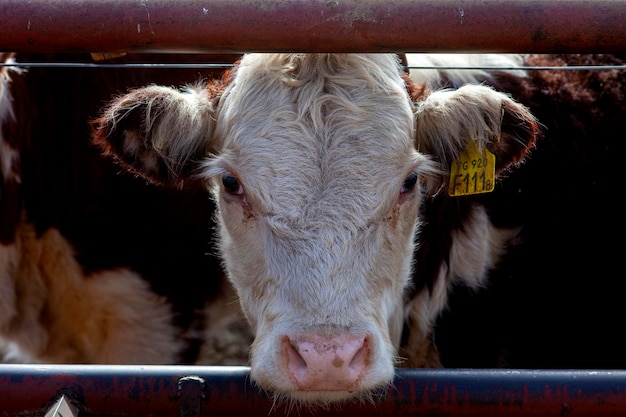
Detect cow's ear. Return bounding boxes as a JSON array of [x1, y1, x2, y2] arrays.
[[414, 84, 539, 193], [91, 83, 220, 189]]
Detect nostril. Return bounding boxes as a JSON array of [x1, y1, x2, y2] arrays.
[[283, 336, 308, 379], [349, 337, 369, 371]]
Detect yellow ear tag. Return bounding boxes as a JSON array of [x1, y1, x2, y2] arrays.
[[448, 142, 496, 196]]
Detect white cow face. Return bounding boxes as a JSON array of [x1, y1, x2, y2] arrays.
[[91, 53, 537, 406], [200, 54, 434, 403]]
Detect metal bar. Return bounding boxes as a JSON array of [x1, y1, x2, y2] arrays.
[[1, 0, 626, 54], [1, 365, 626, 417], [5, 62, 626, 72]]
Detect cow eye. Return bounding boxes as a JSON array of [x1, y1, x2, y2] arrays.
[[222, 174, 243, 195], [401, 172, 418, 193]]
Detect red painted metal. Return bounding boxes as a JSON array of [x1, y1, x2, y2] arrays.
[[2, 365, 626, 416], [1, 0, 626, 54]]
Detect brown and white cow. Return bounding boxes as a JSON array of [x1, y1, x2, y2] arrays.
[[90, 53, 538, 404], [0, 52, 252, 365], [407, 54, 626, 370]]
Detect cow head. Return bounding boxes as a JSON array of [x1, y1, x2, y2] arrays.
[[91, 53, 537, 405]]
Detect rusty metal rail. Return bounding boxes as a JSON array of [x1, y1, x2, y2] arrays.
[[1, 365, 626, 416], [2, 3, 626, 417], [1, 0, 626, 54]]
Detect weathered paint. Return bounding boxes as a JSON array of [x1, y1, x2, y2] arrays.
[[1, 0, 626, 54], [1, 365, 626, 416]]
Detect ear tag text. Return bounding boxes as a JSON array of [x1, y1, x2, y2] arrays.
[[448, 141, 496, 196]]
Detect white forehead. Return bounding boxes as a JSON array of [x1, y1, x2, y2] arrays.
[[209, 53, 421, 225]]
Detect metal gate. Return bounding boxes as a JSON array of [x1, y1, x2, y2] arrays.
[[2, 365, 626, 417], [2, 1, 626, 416]]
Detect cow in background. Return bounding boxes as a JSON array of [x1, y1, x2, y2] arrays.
[[0, 52, 252, 365], [403, 54, 626, 369]]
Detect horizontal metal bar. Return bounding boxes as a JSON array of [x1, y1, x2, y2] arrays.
[[5, 62, 626, 72], [1, 0, 626, 54], [1, 365, 626, 416], [0, 62, 236, 69]]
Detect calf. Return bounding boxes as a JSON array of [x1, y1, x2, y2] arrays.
[[91, 53, 538, 404], [0, 52, 252, 365], [403, 54, 626, 369]]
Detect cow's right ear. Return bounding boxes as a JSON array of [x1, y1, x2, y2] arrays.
[[91, 83, 220, 189]]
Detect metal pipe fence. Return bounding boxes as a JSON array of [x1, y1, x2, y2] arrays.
[[2, 2, 626, 416], [1, 0, 626, 54], [2, 365, 626, 417]]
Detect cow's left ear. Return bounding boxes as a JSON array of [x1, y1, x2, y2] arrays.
[[91, 83, 221, 189], [413, 84, 539, 193]]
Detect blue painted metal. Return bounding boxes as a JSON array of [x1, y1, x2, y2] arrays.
[[1, 365, 626, 416]]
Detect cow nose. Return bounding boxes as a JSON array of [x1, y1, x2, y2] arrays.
[[283, 334, 369, 391]]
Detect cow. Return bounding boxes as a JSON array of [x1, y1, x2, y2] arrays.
[[0, 52, 253, 366], [403, 53, 626, 370], [89, 52, 539, 405]]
